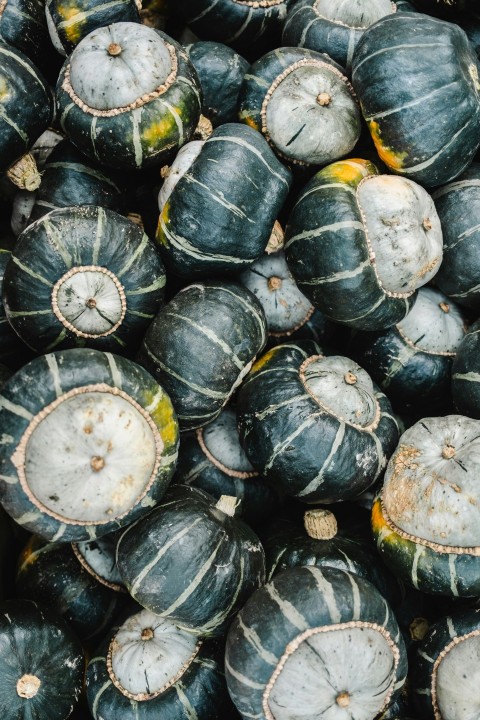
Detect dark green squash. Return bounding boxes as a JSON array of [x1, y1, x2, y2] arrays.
[[225, 565, 407, 720], [0, 0, 50, 66], [452, 321, 480, 418], [237, 342, 400, 503], [137, 280, 267, 430], [0, 599, 84, 720], [0, 348, 179, 542], [86, 606, 233, 719], [0, 248, 31, 368], [352, 12, 480, 187], [116, 484, 266, 636], [3, 206, 166, 354]]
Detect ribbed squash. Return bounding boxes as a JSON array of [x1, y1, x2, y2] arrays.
[[0, 0, 50, 65], [452, 321, 480, 418]]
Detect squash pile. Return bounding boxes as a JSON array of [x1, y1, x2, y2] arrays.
[[1, 1, 480, 719]]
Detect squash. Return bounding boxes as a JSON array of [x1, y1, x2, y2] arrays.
[[452, 321, 480, 419], [3, 205, 166, 354], [156, 124, 292, 278], [0, 0, 50, 66], [116, 485, 266, 636], [0, 599, 84, 720], [237, 342, 399, 503], [86, 606, 233, 719], [137, 280, 267, 430], [0, 348, 179, 542], [282, 0, 396, 72], [239, 46, 361, 167], [373, 414, 480, 596], [0, 248, 31, 368], [352, 12, 480, 187], [352, 287, 468, 417], [225, 565, 407, 720], [56, 23, 201, 170], [284, 158, 443, 330]]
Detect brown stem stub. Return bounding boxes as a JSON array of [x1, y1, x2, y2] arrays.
[[215, 495, 239, 517], [108, 42, 122, 56], [317, 92, 331, 106], [17, 674, 41, 699], [7, 153, 41, 191], [423, 217, 433, 231], [304, 508, 338, 540], [266, 220, 284, 254], [141, 627, 154, 641], [344, 371, 357, 385], [439, 302, 450, 313], [193, 114, 213, 141], [336, 691, 351, 708], [267, 276, 283, 291], [442, 445, 455, 460], [160, 165, 170, 179], [91, 455, 105, 472], [86, 297, 97, 309]]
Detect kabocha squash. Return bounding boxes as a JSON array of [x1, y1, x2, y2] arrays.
[[352, 12, 480, 187], [0, 0, 50, 66], [282, 0, 396, 72], [225, 565, 407, 720], [238, 47, 361, 167], [411, 607, 480, 720], [452, 321, 480, 419], [186, 41, 249, 127], [56, 23, 201, 171], [432, 163, 480, 310], [0, 248, 31, 368], [156, 124, 292, 278], [174, 405, 281, 526], [3, 206, 166, 354], [46, 0, 140, 55], [86, 607, 233, 720], [0, 348, 179, 542], [373, 415, 480, 596], [352, 287, 468, 417], [116, 485, 266, 636], [0, 599, 84, 720], [0, 42, 54, 181], [137, 281, 267, 430], [236, 342, 399, 503], [284, 159, 443, 330]]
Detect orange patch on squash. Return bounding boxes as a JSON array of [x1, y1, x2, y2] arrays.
[[239, 112, 260, 132], [251, 346, 280, 374], [368, 121, 408, 171], [142, 115, 177, 147], [147, 391, 178, 449], [320, 158, 378, 188], [155, 201, 170, 248]]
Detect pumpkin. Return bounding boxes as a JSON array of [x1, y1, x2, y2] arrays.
[[225, 565, 407, 720], [238, 46, 361, 167], [0, 248, 31, 368], [452, 321, 480, 418], [282, 0, 396, 73], [86, 607, 233, 719], [0, 599, 84, 720], [186, 41, 249, 127], [0, 0, 50, 66], [156, 124, 292, 278], [284, 158, 443, 330], [352, 287, 468, 417], [56, 23, 201, 170], [432, 162, 480, 310], [137, 280, 267, 430], [116, 485, 266, 636], [373, 414, 480, 596], [236, 342, 400, 503], [0, 348, 179, 542], [411, 607, 480, 720], [45, 0, 140, 56], [352, 12, 480, 187], [3, 205, 166, 354]]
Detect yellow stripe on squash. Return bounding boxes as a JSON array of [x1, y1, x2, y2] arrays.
[[368, 120, 408, 171]]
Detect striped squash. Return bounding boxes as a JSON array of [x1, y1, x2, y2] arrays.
[[0, 600, 84, 720], [236, 342, 400, 503], [411, 608, 480, 720], [225, 565, 407, 720], [116, 485, 266, 636], [3, 206, 165, 354], [352, 12, 480, 187], [373, 415, 480, 596], [86, 607, 233, 719], [137, 281, 267, 430], [0, 348, 179, 542], [284, 159, 443, 330], [156, 124, 292, 278], [0, 248, 31, 368], [452, 321, 480, 419], [56, 24, 201, 170], [282, 0, 396, 72], [238, 46, 361, 167], [0, 42, 54, 175], [352, 287, 468, 417], [45, 0, 140, 55], [0, 0, 50, 65]]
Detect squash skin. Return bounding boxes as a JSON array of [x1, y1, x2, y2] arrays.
[[0, 42, 54, 174], [0, 0, 50, 65], [56, 30, 201, 171], [0, 348, 179, 542], [0, 599, 84, 720], [156, 123, 292, 279], [225, 565, 407, 720], [452, 321, 480, 418], [0, 249, 31, 368], [284, 159, 418, 330], [116, 484, 266, 636], [352, 13, 480, 187], [236, 343, 399, 503], [137, 281, 267, 430]]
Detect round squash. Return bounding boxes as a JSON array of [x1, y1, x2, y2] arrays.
[[0, 0, 50, 66], [0, 248, 31, 368], [452, 321, 480, 418], [0, 348, 179, 542]]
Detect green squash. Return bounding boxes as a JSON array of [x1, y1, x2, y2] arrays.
[[0, 0, 50, 66], [452, 320, 480, 419], [0, 248, 31, 368]]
